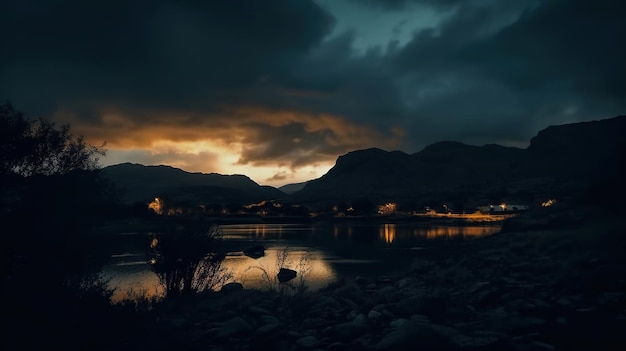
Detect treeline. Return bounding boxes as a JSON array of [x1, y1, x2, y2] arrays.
[[0, 103, 141, 350]]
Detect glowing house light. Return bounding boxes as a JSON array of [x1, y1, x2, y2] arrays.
[[148, 197, 163, 215]]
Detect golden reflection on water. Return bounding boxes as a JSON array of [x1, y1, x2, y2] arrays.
[[106, 223, 500, 303], [377, 223, 499, 243], [422, 226, 499, 239], [380, 223, 396, 244], [106, 248, 336, 303], [105, 268, 163, 304], [225, 248, 336, 291]]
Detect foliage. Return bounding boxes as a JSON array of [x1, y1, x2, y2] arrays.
[[0, 102, 105, 177], [1, 102, 118, 283], [149, 220, 232, 297]]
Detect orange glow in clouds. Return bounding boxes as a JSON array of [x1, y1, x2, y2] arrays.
[[62, 106, 403, 186]]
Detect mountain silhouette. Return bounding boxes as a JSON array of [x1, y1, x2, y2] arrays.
[[100, 115, 626, 210], [293, 116, 626, 209], [278, 181, 309, 195], [100, 163, 285, 206]]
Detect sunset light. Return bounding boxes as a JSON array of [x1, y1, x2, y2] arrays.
[[73, 107, 397, 186]]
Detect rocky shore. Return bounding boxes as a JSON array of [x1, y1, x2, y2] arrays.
[[132, 210, 625, 350]]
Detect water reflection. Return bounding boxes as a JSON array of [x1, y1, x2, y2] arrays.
[[103, 222, 501, 302], [225, 247, 335, 292], [380, 224, 396, 244], [102, 263, 163, 303]]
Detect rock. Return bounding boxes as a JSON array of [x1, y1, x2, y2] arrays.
[[259, 314, 280, 325], [277, 268, 297, 282], [274, 340, 290, 351], [452, 330, 508, 350], [556, 297, 574, 307], [249, 306, 272, 315], [328, 342, 346, 350], [530, 340, 556, 350], [301, 317, 328, 330], [164, 318, 188, 330], [410, 314, 430, 324], [215, 317, 253, 338], [380, 286, 398, 299], [473, 286, 502, 307], [507, 299, 535, 314], [254, 323, 283, 337], [296, 335, 320, 349], [347, 310, 358, 321], [353, 313, 368, 324], [371, 304, 387, 312], [354, 276, 368, 285], [326, 320, 369, 341], [375, 320, 458, 350], [389, 318, 409, 329], [220, 282, 243, 293], [368, 310, 382, 321], [485, 315, 547, 335], [350, 336, 373, 350], [397, 277, 418, 289], [469, 281, 491, 294], [390, 295, 427, 318], [508, 338, 558, 351], [243, 245, 266, 258], [376, 278, 393, 285]]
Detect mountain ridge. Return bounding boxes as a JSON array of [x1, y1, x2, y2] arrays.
[[101, 115, 626, 210], [100, 162, 286, 206], [293, 115, 626, 209]]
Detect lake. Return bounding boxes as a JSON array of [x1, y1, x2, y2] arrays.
[[101, 221, 502, 302]]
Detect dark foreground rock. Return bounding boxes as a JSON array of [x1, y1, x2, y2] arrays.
[[132, 212, 626, 351]]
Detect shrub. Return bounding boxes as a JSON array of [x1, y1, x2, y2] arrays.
[[149, 220, 232, 297]]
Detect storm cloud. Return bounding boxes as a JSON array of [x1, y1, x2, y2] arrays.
[[1, 0, 624, 185]]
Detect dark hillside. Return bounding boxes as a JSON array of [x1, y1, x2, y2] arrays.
[[100, 163, 286, 206]]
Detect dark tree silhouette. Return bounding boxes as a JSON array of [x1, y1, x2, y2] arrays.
[[0, 104, 132, 350], [0, 102, 105, 177]]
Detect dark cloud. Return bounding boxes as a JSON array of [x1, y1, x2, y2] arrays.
[[237, 122, 337, 167], [386, 0, 626, 148], [466, 0, 626, 99], [1, 0, 625, 180], [262, 32, 409, 129], [236, 117, 398, 168], [0, 0, 335, 114], [267, 171, 288, 182], [353, 0, 495, 11]]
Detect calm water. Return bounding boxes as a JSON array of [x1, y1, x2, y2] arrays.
[[101, 222, 501, 302]]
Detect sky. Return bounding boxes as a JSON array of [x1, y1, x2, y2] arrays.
[[1, 0, 625, 187]]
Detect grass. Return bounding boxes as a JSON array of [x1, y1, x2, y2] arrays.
[[245, 246, 313, 295]]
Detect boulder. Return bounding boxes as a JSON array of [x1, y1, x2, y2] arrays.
[[375, 320, 458, 350], [220, 282, 243, 293], [243, 245, 266, 259], [277, 268, 297, 282], [296, 335, 320, 349], [215, 317, 253, 339]]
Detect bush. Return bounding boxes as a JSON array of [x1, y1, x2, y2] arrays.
[[149, 219, 232, 297]]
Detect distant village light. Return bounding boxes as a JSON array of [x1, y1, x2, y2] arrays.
[[542, 199, 557, 207], [378, 202, 397, 215], [148, 197, 163, 215]]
